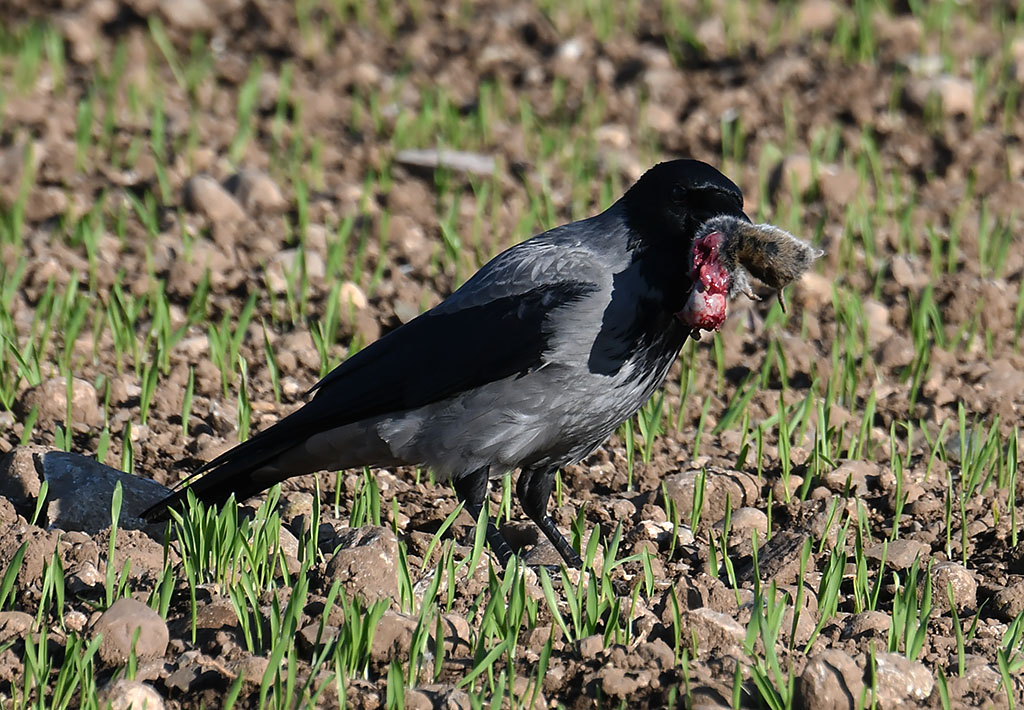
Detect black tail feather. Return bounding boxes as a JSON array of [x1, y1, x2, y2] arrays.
[[140, 404, 319, 521], [140, 462, 283, 521]]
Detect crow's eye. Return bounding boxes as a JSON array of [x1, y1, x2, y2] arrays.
[[671, 184, 687, 203]]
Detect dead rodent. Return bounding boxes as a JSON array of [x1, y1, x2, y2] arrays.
[[699, 216, 823, 311]]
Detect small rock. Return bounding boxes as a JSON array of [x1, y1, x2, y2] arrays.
[[0, 611, 34, 643], [794, 271, 833, 311], [872, 652, 933, 708], [55, 12, 99, 64], [439, 613, 472, 658], [695, 16, 726, 57], [416, 684, 472, 710], [304, 223, 328, 253], [777, 155, 814, 195], [684, 608, 745, 652], [167, 241, 235, 297], [662, 468, 759, 528], [68, 561, 103, 593], [395, 148, 495, 176], [26, 186, 69, 222], [324, 525, 399, 604], [842, 611, 890, 640], [97, 679, 165, 710], [931, 561, 976, 613], [165, 664, 201, 693], [809, 486, 831, 500], [512, 676, 546, 710], [64, 610, 88, 632], [578, 634, 603, 659], [257, 72, 280, 110], [339, 281, 368, 310], [224, 170, 287, 214], [277, 528, 301, 575], [772, 155, 861, 204], [865, 538, 929, 569], [817, 164, 862, 205], [643, 67, 678, 105], [639, 519, 674, 544], [521, 537, 566, 567], [390, 214, 432, 270], [796, 649, 864, 710], [393, 301, 420, 325], [907, 494, 942, 517], [0, 522, 58, 592], [91, 598, 169, 666], [369, 610, 417, 662], [638, 638, 674, 669], [958, 661, 1002, 698], [979, 359, 1024, 399], [556, 38, 584, 61], [195, 598, 238, 630], [39, 449, 169, 533], [265, 249, 326, 292], [890, 255, 929, 289], [594, 124, 630, 150], [823, 460, 876, 496], [798, 0, 840, 33], [992, 581, 1024, 620], [772, 474, 804, 503], [404, 688, 434, 710], [159, 0, 217, 30], [645, 103, 675, 134], [183, 175, 246, 224], [877, 335, 916, 369], [905, 75, 974, 117], [298, 623, 337, 656], [0, 445, 46, 518], [0, 140, 44, 204], [598, 666, 643, 697], [388, 179, 433, 217], [280, 492, 315, 529], [16, 376, 102, 433], [724, 507, 767, 538], [230, 654, 270, 686], [863, 299, 894, 346], [350, 62, 381, 87], [879, 16, 922, 48]]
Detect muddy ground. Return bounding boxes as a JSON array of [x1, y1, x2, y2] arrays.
[[1, 0, 1024, 708]]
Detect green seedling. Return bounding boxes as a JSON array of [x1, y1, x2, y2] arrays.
[[888, 556, 933, 660]]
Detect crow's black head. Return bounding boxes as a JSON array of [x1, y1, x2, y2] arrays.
[[622, 159, 749, 248]]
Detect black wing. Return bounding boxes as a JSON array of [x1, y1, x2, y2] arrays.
[[305, 280, 597, 415], [142, 280, 597, 518]]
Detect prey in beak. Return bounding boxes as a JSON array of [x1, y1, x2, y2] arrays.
[[677, 216, 823, 338]]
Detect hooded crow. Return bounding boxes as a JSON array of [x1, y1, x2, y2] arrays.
[[144, 159, 812, 568]]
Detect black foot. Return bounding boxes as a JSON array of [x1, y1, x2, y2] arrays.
[[485, 523, 515, 568], [536, 515, 583, 568], [454, 466, 517, 568], [517, 467, 583, 569]]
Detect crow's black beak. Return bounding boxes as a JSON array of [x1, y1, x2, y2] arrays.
[[724, 205, 752, 224]]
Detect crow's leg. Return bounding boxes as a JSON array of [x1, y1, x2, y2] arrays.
[[454, 467, 514, 567], [516, 467, 583, 568]]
